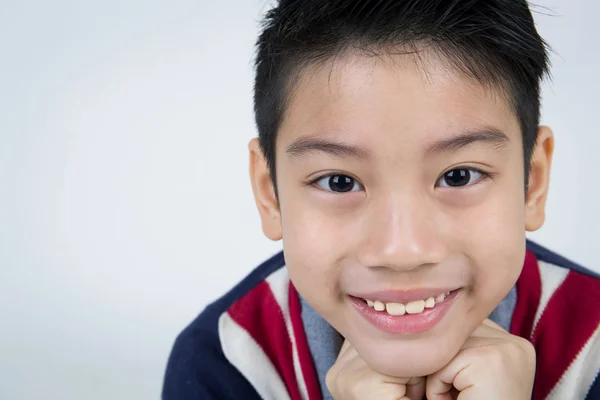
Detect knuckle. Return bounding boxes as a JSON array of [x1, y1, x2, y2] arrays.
[[518, 337, 536, 354], [507, 336, 535, 359], [325, 368, 339, 391], [486, 348, 506, 368]]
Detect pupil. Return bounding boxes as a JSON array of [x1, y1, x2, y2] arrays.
[[444, 169, 470, 187], [329, 175, 353, 192]]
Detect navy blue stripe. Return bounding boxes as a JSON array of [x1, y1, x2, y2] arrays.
[[526, 239, 600, 279], [585, 370, 600, 400], [162, 251, 286, 399], [162, 330, 263, 400]]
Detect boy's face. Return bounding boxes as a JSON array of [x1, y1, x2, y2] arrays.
[[249, 51, 553, 377]]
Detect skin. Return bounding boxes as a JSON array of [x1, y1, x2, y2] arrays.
[[326, 318, 536, 399], [248, 50, 553, 392]]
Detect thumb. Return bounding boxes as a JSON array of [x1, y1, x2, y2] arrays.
[[335, 338, 356, 363], [405, 376, 426, 400]]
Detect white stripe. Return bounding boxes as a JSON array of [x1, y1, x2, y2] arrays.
[[546, 323, 600, 400], [266, 266, 311, 400], [532, 261, 569, 336], [218, 312, 292, 400]]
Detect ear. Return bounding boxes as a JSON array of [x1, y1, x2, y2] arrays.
[[248, 138, 283, 240], [525, 126, 554, 232]]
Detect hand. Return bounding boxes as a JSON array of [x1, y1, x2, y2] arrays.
[[326, 318, 535, 400], [426, 318, 536, 400], [325, 339, 426, 400]]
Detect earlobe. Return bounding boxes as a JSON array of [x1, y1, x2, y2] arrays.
[[248, 138, 283, 241], [525, 126, 554, 232]]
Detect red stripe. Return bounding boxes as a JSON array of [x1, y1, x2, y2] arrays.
[[289, 282, 323, 400], [228, 280, 303, 400], [510, 250, 542, 339], [530, 270, 600, 400]]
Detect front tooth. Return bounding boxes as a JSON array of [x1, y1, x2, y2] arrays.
[[406, 300, 425, 314], [385, 302, 406, 316], [373, 301, 385, 311], [425, 297, 435, 308], [366, 299, 374, 307], [435, 293, 446, 303]]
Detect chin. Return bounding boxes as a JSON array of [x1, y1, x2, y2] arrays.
[[353, 334, 461, 378]]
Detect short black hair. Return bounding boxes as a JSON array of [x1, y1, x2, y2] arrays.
[[253, 0, 550, 194]]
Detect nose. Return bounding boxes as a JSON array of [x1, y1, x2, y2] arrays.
[[355, 192, 448, 272]]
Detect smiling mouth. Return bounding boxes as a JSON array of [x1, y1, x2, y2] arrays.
[[349, 289, 462, 334], [356, 289, 459, 316]]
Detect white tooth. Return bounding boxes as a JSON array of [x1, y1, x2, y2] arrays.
[[446, 291, 451, 296], [425, 297, 435, 308], [366, 299, 374, 307], [435, 293, 446, 303], [373, 301, 385, 311], [385, 302, 406, 316], [406, 300, 425, 314]]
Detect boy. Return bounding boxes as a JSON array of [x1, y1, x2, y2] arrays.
[[163, 0, 600, 399]]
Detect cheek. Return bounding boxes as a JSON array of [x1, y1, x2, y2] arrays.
[[279, 191, 347, 313], [456, 181, 526, 310]]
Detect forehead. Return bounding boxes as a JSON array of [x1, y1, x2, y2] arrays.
[[277, 50, 520, 154]]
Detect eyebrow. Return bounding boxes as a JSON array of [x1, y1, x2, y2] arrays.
[[286, 136, 373, 160], [425, 127, 510, 154], [285, 127, 510, 160]]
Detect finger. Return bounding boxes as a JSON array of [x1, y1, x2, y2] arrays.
[[339, 338, 351, 354], [381, 374, 419, 386], [355, 378, 410, 399], [481, 318, 508, 332], [425, 371, 454, 400], [336, 338, 355, 362], [405, 376, 426, 400], [328, 369, 410, 400], [468, 320, 507, 340], [425, 354, 474, 400]]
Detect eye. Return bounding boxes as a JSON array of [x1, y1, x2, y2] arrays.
[[314, 174, 363, 193], [437, 168, 485, 188]]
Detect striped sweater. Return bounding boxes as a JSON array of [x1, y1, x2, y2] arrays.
[[163, 240, 600, 400]]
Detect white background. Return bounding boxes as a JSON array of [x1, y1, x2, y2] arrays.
[[1, 0, 598, 399]]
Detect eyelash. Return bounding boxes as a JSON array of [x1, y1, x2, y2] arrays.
[[436, 168, 494, 189], [304, 172, 364, 193], [305, 167, 494, 192]]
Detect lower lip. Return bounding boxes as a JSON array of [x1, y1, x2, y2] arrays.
[[350, 290, 461, 335]]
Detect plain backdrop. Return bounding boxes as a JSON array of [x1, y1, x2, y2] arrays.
[[1, 0, 598, 399]]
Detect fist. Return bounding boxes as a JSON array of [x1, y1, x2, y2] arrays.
[[325, 339, 426, 400], [326, 319, 536, 400]]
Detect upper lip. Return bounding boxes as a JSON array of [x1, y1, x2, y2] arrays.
[[350, 288, 461, 303]]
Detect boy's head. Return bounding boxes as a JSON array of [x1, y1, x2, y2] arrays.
[[249, 0, 554, 377]]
